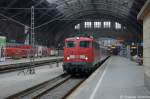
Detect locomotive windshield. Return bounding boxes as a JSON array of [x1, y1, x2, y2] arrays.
[[80, 41, 90, 48], [66, 41, 76, 48]]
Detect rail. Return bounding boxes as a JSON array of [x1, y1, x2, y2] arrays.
[[0, 58, 63, 74]]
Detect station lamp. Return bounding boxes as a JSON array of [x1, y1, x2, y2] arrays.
[[111, 45, 116, 49], [131, 46, 137, 49]]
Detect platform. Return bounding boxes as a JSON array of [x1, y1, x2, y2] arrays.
[[68, 56, 150, 99], [0, 56, 63, 66], [0, 62, 64, 99]]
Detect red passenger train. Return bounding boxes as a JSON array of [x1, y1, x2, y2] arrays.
[[63, 37, 104, 75], [5, 44, 58, 59]]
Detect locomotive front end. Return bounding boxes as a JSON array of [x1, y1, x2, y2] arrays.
[[63, 37, 94, 75]]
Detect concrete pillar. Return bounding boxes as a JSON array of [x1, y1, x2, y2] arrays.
[[127, 45, 131, 59], [138, 0, 150, 91], [24, 26, 30, 45]]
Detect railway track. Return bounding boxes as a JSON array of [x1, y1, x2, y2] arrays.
[[0, 58, 63, 74], [6, 74, 85, 99], [36, 77, 85, 99], [5, 57, 110, 99]]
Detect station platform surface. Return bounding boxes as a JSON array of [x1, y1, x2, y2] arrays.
[[68, 56, 150, 99], [0, 62, 63, 99], [0, 56, 63, 66]]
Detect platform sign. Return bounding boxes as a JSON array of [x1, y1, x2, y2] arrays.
[[0, 36, 6, 61]]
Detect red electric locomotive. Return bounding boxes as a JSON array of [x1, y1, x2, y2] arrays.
[[63, 37, 101, 75]]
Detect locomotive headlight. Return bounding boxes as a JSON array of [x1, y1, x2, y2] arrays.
[[85, 57, 88, 60], [67, 57, 70, 60], [76, 37, 80, 39], [67, 55, 75, 60], [80, 55, 88, 60]]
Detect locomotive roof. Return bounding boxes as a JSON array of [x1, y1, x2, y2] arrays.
[[65, 37, 95, 41]]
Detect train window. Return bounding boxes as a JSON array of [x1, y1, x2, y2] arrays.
[[80, 41, 90, 48], [66, 41, 76, 48]]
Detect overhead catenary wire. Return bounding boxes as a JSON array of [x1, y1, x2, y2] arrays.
[[0, 7, 87, 29], [0, 13, 30, 28]]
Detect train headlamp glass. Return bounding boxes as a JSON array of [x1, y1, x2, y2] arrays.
[[67, 55, 75, 60], [85, 57, 88, 60], [67, 57, 70, 60], [80, 55, 88, 60], [76, 37, 80, 39]]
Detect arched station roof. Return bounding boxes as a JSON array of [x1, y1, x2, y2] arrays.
[[0, 0, 146, 45]]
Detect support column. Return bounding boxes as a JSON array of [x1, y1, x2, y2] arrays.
[[138, 0, 150, 91], [24, 25, 30, 45]]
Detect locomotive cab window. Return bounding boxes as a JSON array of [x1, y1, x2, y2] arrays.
[[80, 41, 91, 48], [66, 41, 76, 48]]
